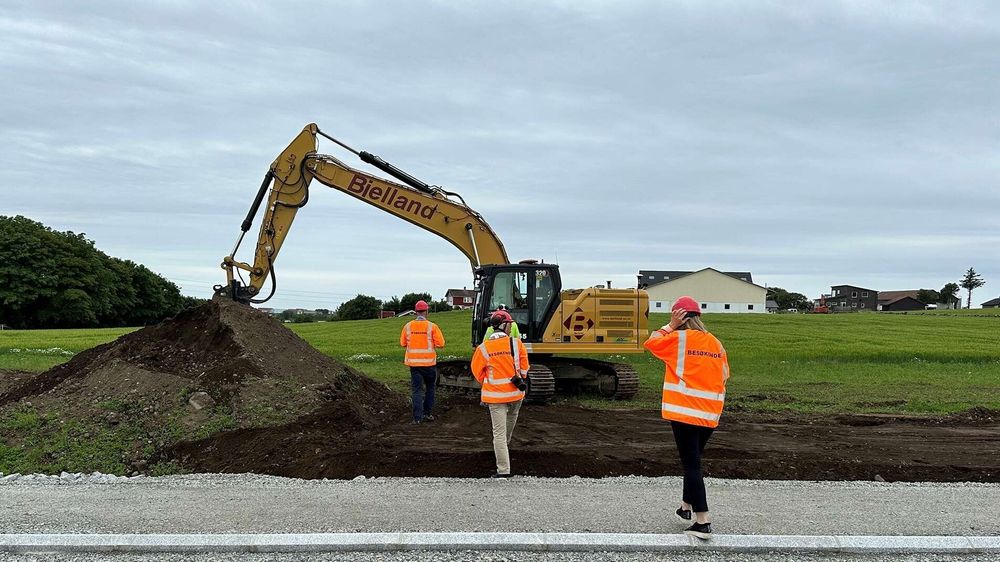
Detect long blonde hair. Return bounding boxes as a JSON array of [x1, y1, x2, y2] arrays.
[[680, 315, 707, 332]]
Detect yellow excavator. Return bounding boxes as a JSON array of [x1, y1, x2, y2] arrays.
[[216, 123, 649, 401]]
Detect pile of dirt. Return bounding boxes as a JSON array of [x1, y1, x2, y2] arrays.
[[0, 300, 406, 473]]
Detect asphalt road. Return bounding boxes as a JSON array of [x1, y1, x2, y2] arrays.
[[1, 474, 997, 536], [0, 552, 997, 562]]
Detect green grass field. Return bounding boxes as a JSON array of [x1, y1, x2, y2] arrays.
[[2, 310, 999, 414]]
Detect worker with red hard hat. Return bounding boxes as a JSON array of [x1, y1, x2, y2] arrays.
[[470, 309, 530, 477], [644, 295, 730, 540], [400, 299, 445, 424]]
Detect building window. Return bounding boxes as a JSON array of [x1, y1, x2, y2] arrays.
[[834, 289, 840, 296], [862, 291, 868, 297], [748, 304, 754, 310], [852, 291, 858, 298], [861, 302, 865, 308], [841, 301, 846, 307], [701, 303, 707, 309], [852, 302, 858, 308], [655, 302, 662, 308], [724, 304, 731, 310], [463, 297, 472, 303]]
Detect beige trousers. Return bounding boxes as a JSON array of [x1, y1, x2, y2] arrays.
[[488, 400, 523, 475]]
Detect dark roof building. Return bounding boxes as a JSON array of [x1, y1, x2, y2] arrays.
[[878, 295, 926, 311], [827, 285, 878, 312], [445, 288, 477, 309], [981, 297, 1000, 309], [640, 270, 753, 288]]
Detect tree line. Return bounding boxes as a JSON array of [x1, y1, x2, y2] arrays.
[[334, 292, 453, 321], [0, 216, 203, 329]]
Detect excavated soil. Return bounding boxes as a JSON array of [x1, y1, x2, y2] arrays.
[[2, 303, 997, 481]]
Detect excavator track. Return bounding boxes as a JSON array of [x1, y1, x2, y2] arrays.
[[524, 363, 555, 404], [601, 362, 640, 400], [437, 357, 638, 402], [436, 359, 557, 404], [538, 357, 641, 400]]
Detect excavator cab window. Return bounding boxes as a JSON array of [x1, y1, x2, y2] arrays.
[[488, 271, 529, 336], [474, 264, 561, 345]]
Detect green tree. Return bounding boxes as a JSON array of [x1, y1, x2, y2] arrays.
[[382, 296, 401, 314], [336, 294, 381, 320], [939, 282, 960, 305], [959, 267, 986, 309], [399, 292, 433, 312], [0, 215, 196, 328], [766, 287, 812, 311], [915, 289, 940, 305], [430, 299, 453, 313]]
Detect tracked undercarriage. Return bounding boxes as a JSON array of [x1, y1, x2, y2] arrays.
[[437, 357, 639, 404]]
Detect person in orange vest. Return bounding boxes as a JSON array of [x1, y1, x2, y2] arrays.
[[644, 296, 730, 540], [470, 309, 529, 478], [399, 300, 445, 424]]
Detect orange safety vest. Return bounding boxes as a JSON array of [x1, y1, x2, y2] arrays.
[[644, 328, 730, 428], [470, 334, 530, 403], [400, 319, 445, 367]]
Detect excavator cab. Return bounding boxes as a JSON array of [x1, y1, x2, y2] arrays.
[[472, 263, 561, 344]]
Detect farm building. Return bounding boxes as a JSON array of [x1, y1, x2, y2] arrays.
[[982, 297, 1000, 309], [877, 291, 927, 311], [639, 268, 766, 313], [444, 288, 476, 309], [878, 295, 926, 311]]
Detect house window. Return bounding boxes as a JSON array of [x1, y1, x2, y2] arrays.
[[834, 289, 840, 296], [862, 291, 868, 297], [701, 303, 707, 309], [748, 304, 754, 310], [861, 302, 865, 308], [852, 302, 858, 308], [463, 297, 473, 303], [841, 301, 846, 307], [655, 302, 662, 308], [724, 304, 731, 310], [852, 291, 858, 298]]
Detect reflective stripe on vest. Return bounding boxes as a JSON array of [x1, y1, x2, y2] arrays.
[[482, 389, 525, 400], [662, 402, 721, 422], [675, 329, 687, 378], [511, 339, 527, 376], [663, 381, 726, 401]]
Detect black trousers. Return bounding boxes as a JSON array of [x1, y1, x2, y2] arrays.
[[670, 420, 715, 513]]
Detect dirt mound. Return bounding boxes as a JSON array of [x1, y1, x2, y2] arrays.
[[0, 300, 405, 474]]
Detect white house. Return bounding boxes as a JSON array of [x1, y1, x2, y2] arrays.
[[640, 268, 767, 314]]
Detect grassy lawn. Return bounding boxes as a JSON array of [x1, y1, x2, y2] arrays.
[[2, 310, 999, 414]]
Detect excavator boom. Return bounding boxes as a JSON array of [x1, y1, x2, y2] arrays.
[[217, 123, 508, 302]]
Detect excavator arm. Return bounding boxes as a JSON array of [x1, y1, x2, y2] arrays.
[[217, 123, 509, 303]]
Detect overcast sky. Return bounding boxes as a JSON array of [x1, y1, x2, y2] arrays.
[[3, 1, 998, 309]]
